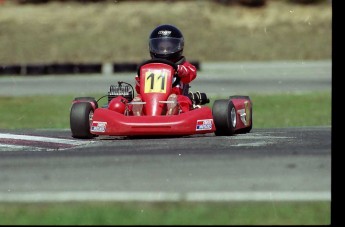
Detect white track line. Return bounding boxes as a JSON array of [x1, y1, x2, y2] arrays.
[[0, 144, 45, 151], [0, 191, 331, 202], [0, 144, 28, 149], [0, 133, 90, 145], [0, 144, 47, 151]]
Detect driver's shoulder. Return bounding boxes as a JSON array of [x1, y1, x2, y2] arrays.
[[175, 56, 186, 65]]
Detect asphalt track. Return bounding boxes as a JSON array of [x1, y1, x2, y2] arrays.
[[0, 61, 331, 202]]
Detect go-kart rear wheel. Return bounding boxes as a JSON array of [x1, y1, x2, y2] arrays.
[[230, 95, 253, 134], [70, 102, 95, 139], [236, 113, 253, 134], [212, 99, 236, 136]]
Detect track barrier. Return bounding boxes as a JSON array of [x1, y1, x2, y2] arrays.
[[0, 61, 200, 76]]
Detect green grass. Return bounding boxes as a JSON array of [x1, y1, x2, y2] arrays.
[[248, 91, 332, 128], [0, 201, 330, 225], [0, 0, 332, 64], [0, 91, 331, 129]]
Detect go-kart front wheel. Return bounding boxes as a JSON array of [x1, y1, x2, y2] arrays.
[[212, 99, 236, 136], [70, 102, 95, 139]]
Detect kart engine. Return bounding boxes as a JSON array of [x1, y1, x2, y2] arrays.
[[108, 81, 134, 103]]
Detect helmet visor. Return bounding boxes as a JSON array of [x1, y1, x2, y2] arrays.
[[149, 37, 184, 55]]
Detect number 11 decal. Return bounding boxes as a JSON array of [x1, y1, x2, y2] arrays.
[[144, 70, 168, 93]]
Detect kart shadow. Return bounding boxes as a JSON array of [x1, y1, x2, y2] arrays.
[[95, 133, 215, 141]]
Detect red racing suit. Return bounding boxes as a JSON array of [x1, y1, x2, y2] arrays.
[[134, 56, 197, 113]]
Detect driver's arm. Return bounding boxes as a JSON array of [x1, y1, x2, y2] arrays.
[[177, 61, 197, 84]]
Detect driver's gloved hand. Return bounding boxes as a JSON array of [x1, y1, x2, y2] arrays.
[[177, 65, 188, 78]]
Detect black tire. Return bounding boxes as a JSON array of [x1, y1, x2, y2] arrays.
[[212, 99, 236, 136], [70, 102, 95, 139]]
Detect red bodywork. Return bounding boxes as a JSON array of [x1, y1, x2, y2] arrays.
[[232, 98, 252, 129], [91, 107, 215, 136], [90, 62, 216, 136]]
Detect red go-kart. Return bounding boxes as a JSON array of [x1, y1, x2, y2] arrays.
[[70, 59, 252, 138]]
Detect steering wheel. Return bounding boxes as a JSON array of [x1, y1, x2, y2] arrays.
[[137, 59, 180, 87]]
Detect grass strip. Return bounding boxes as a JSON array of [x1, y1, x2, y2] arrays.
[[0, 201, 330, 225], [0, 91, 331, 129]]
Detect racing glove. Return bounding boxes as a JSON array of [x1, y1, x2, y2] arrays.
[[176, 63, 197, 84], [177, 65, 189, 78]]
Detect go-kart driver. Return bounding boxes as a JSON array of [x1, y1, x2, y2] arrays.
[[131, 24, 197, 116], [108, 24, 197, 116]]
